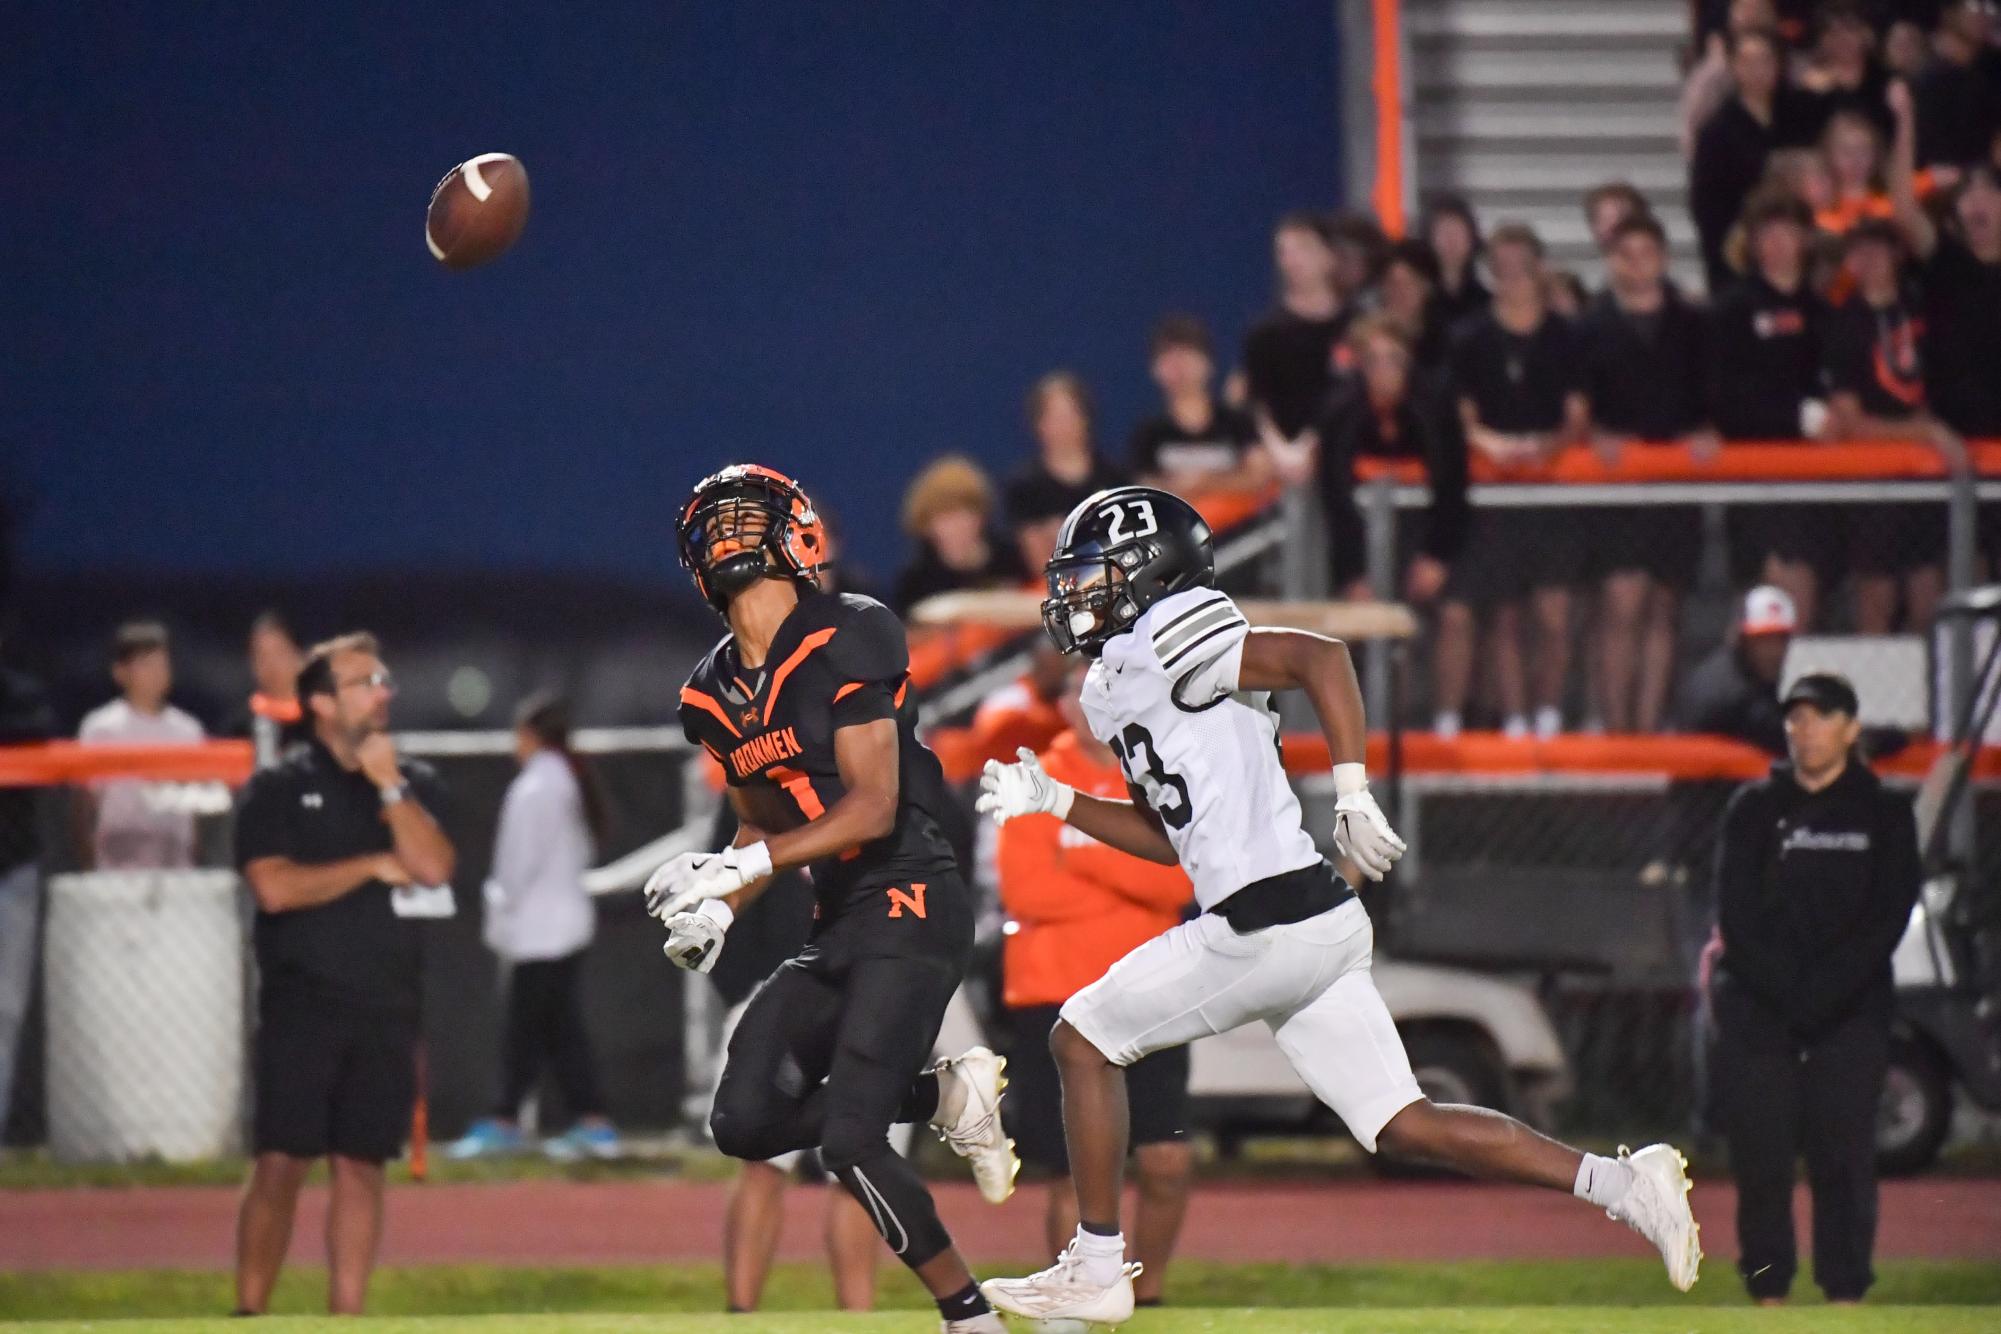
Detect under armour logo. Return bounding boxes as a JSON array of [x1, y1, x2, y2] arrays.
[[301, 792, 324, 809]]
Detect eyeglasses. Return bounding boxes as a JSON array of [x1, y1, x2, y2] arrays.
[[335, 669, 394, 694]]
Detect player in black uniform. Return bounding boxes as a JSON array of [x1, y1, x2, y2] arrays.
[[647, 464, 1016, 1334]]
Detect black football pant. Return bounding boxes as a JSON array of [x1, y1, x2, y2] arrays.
[[709, 945, 958, 1268], [1713, 979, 1888, 1302], [498, 950, 605, 1123]]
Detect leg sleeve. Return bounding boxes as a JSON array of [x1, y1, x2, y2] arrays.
[[708, 960, 842, 1163], [817, 952, 961, 1270]]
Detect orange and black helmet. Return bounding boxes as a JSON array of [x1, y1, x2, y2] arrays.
[[676, 464, 828, 610]]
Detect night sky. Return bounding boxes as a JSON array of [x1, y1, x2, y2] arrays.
[[10, 1, 1342, 589]]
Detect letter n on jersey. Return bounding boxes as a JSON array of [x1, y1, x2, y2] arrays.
[[886, 883, 927, 919]]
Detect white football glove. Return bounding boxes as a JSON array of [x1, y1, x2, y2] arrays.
[[975, 746, 1075, 826], [1330, 763, 1406, 882], [643, 840, 773, 921], [662, 899, 733, 974]]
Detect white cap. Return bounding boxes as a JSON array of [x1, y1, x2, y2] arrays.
[[1741, 585, 1797, 636]]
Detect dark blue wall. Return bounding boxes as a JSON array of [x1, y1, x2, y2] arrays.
[[11, 2, 1341, 589]]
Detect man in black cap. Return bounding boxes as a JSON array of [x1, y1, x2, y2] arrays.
[[1710, 671, 1921, 1306]]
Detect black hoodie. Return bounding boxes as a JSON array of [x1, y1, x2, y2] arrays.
[[1714, 759, 1922, 1039]]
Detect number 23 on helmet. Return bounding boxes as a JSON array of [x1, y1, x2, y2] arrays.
[[1041, 486, 1215, 656]]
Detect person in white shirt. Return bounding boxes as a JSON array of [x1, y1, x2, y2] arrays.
[[76, 621, 206, 870], [450, 693, 618, 1160]]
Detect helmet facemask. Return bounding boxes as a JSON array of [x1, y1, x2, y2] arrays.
[[688, 494, 780, 603], [1041, 553, 1140, 657], [676, 467, 826, 611]]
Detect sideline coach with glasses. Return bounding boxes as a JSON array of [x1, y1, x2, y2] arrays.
[[230, 632, 454, 1316], [1711, 672, 1920, 1307]]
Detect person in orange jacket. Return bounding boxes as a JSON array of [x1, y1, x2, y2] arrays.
[[996, 667, 1196, 1308]]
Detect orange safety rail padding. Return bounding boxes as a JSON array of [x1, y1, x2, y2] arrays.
[[1188, 484, 1281, 534], [906, 621, 1021, 691], [1370, 0, 1406, 238], [1354, 440, 2001, 487], [0, 740, 255, 788], [928, 727, 2001, 785]]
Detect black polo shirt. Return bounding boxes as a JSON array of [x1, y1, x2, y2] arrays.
[[234, 738, 447, 1014]]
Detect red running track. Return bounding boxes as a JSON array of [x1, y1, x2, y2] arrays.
[[4, 1177, 1998, 1272]]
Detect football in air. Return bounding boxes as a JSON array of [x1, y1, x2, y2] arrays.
[[425, 152, 530, 270]]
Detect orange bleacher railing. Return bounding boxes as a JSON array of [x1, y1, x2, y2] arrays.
[[928, 726, 1998, 787], [1356, 439, 2001, 487]]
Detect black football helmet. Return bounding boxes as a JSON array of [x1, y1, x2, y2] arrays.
[[1041, 486, 1215, 656], [676, 464, 827, 611]]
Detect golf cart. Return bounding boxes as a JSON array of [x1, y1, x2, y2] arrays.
[[1878, 585, 2001, 1174]]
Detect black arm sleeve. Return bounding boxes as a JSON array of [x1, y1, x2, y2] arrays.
[[1792, 793, 1924, 1034], [1713, 783, 1799, 1014]]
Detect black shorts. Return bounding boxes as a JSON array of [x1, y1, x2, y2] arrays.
[[1586, 506, 1704, 587], [1848, 503, 1947, 576], [253, 984, 417, 1162], [1727, 505, 1841, 585], [1003, 1003, 1191, 1175], [1448, 507, 1584, 604]]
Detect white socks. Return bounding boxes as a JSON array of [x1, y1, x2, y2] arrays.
[[1573, 1153, 1635, 1211], [1433, 710, 1462, 740], [931, 1062, 967, 1130], [1533, 705, 1563, 739], [1069, 1225, 1127, 1284]]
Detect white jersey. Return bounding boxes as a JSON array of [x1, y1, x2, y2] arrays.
[[1079, 587, 1320, 909]]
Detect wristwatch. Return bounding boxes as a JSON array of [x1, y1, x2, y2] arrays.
[[378, 782, 410, 807]]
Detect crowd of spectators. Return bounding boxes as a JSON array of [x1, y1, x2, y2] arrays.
[[891, 0, 1999, 739]]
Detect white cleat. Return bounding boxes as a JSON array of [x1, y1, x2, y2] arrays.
[[933, 1046, 1020, 1204], [1608, 1142, 1702, 1291], [980, 1245, 1142, 1326], [940, 1313, 1007, 1334]]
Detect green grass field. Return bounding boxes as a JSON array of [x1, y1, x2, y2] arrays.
[[4, 1260, 1996, 1332]]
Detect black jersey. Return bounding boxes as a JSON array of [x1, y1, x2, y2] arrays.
[[679, 588, 960, 919]]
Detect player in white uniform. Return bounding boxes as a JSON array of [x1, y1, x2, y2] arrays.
[[976, 487, 1701, 1326]]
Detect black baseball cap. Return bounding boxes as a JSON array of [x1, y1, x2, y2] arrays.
[[1783, 672, 1860, 717]]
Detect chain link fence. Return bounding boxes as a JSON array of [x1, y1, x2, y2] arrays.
[[5, 473, 1999, 1160]]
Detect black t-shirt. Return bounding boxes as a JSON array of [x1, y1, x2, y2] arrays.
[[1003, 455, 1128, 530], [1690, 92, 1820, 289], [1823, 295, 1929, 421], [1706, 275, 1827, 440], [1315, 374, 1471, 585], [1432, 275, 1492, 335], [1578, 288, 1711, 441], [235, 741, 449, 1013], [1243, 306, 1351, 437], [1922, 235, 2001, 438], [679, 589, 960, 923], [1126, 401, 1255, 478], [1913, 53, 2001, 168], [1448, 309, 1581, 433], [891, 537, 1026, 615]]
